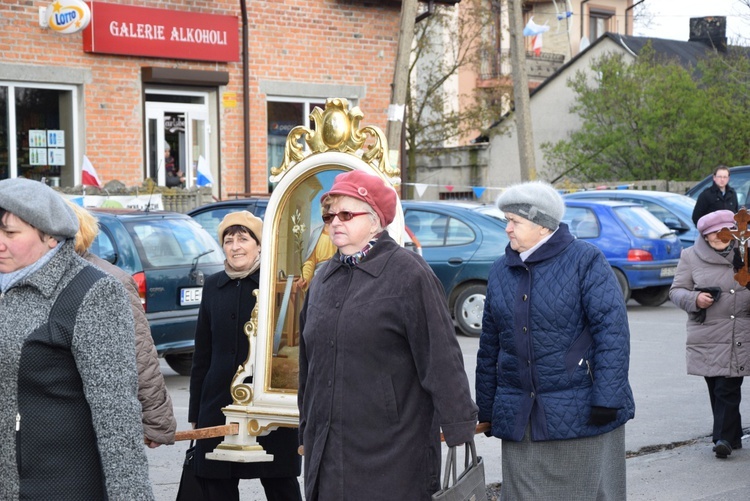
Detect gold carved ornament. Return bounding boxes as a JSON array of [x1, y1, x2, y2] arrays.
[[229, 290, 260, 405], [270, 98, 400, 182]]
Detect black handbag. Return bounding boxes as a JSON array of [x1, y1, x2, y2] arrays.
[[432, 440, 487, 501], [176, 441, 204, 501]]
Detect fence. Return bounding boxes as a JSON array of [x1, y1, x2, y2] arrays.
[[561, 179, 696, 195], [57, 180, 215, 213]]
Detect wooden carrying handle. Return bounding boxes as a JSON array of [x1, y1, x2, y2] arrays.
[[172, 423, 239, 442], [439, 422, 490, 442]]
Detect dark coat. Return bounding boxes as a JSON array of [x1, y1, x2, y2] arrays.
[[188, 269, 301, 479], [692, 182, 738, 225], [476, 225, 635, 442], [298, 233, 478, 501]]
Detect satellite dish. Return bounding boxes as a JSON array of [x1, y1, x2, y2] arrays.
[[579, 35, 591, 52]]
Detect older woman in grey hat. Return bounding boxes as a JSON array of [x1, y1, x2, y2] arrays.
[[0, 178, 154, 500], [670, 210, 750, 459], [476, 180, 635, 500]]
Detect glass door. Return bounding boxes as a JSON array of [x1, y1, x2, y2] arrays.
[[145, 91, 209, 189]]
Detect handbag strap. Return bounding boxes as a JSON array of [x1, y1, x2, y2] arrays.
[[441, 440, 479, 490]]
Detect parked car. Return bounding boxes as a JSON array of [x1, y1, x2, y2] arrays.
[[89, 208, 225, 375], [188, 197, 422, 254], [564, 189, 698, 248], [401, 200, 508, 337], [686, 165, 750, 207], [563, 200, 682, 306]]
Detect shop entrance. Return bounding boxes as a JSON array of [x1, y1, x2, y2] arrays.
[[145, 90, 210, 189]]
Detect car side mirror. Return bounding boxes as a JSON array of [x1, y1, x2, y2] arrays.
[[663, 218, 687, 232]]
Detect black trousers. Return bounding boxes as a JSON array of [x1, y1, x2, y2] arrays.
[[197, 476, 302, 501], [705, 376, 744, 446]]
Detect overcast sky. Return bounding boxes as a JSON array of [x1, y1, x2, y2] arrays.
[[633, 0, 749, 43]]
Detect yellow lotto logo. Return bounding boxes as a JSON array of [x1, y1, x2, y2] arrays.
[[45, 0, 91, 34]]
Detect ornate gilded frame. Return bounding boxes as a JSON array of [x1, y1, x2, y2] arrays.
[[207, 98, 403, 462]]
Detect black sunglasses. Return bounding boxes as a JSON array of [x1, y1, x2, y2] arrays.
[[321, 211, 370, 224]]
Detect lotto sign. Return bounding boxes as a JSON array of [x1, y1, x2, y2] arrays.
[[44, 0, 91, 34]]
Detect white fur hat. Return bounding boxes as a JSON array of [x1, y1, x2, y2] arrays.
[[497, 181, 564, 230]]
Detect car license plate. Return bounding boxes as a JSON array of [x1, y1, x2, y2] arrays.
[[660, 267, 677, 278], [180, 287, 203, 306]]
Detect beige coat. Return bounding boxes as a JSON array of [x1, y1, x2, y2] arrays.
[[669, 237, 750, 377], [84, 252, 176, 444]]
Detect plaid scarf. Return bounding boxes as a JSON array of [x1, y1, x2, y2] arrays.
[[340, 236, 379, 266]]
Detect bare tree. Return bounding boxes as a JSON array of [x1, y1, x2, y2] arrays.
[[404, 0, 507, 192]]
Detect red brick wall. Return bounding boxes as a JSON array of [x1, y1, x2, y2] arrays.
[[2, 0, 400, 197]]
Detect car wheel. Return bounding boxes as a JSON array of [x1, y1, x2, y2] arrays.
[[632, 285, 671, 307], [165, 353, 193, 376], [613, 269, 631, 302], [454, 284, 486, 337]]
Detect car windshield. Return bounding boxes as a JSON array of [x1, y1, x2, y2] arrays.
[[663, 194, 696, 212], [475, 205, 506, 222], [128, 218, 224, 267], [613, 206, 674, 239]]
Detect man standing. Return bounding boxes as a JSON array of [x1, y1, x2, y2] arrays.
[[692, 165, 738, 224]]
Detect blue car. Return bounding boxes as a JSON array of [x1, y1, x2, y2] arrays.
[[90, 209, 225, 375], [563, 200, 682, 306], [402, 201, 508, 337], [564, 190, 698, 248]]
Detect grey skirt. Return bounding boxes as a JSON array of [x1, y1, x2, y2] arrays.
[[501, 425, 626, 501]]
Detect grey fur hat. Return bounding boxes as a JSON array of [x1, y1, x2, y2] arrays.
[[0, 177, 79, 240], [497, 181, 564, 230]]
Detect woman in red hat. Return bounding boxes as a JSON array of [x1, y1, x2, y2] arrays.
[[297, 170, 478, 500]]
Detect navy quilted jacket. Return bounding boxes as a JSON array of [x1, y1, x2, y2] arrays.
[[476, 224, 635, 441]]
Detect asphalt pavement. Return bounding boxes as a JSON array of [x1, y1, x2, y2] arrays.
[[146, 300, 750, 500]]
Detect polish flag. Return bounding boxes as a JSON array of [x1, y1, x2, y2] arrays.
[[81, 155, 103, 188]]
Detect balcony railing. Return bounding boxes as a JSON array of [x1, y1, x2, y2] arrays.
[[479, 49, 566, 81]]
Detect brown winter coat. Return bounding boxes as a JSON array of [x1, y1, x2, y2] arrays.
[[83, 252, 176, 444], [669, 237, 750, 377], [298, 233, 478, 500]]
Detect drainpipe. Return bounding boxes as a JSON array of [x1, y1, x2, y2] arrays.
[[625, 0, 646, 35], [241, 0, 251, 195], [580, 0, 590, 39]]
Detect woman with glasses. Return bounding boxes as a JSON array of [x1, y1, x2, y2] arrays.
[[297, 170, 478, 500]]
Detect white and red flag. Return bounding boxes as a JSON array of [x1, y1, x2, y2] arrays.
[[81, 155, 103, 188]]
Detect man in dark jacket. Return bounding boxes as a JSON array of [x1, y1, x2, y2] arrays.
[[692, 166, 738, 224]]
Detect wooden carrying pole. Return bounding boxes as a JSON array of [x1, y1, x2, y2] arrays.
[[172, 423, 239, 442]]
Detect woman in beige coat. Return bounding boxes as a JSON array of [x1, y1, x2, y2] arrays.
[[670, 209, 750, 459]]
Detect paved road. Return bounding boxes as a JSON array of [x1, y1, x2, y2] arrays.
[[145, 300, 750, 499]]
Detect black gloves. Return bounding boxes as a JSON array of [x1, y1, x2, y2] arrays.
[[588, 406, 618, 426]]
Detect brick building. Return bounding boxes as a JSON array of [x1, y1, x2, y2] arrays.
[[0, 0, 402, 198]]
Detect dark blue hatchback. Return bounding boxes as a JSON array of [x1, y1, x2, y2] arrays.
[[89, 209, 224, 375], [563, 200, 682, 306]]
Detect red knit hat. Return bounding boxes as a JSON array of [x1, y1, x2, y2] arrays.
[[320, 170, 398, 227]]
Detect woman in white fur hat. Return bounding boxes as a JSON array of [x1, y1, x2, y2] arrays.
[[476, 180, 635, 500]]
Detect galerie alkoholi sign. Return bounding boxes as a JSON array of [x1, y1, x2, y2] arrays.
[[82, 1, 239, 62]]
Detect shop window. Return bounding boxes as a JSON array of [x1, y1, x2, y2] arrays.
[[0, 85, 75, 185], [266, 99, 326, 192]]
